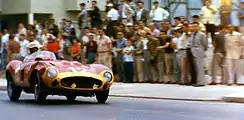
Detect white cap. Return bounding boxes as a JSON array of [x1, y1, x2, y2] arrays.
[[27, 42, 40, 49], [107, 3, 113, 7], [126, 23, 133, 26]]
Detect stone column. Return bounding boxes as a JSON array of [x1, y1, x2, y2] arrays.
[[28, 13, 34, 24]]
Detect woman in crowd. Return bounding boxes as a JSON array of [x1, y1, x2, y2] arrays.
[[71, 37, 82, 61], [86, 33, 97, 64]]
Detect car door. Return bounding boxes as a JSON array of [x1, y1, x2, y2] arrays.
[[15, 62, 33, 87], [14, 63, 24, 86]]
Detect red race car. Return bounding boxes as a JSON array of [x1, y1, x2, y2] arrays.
[[5, 51, 114, 103]]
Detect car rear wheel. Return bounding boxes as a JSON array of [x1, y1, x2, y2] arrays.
[[66, 95, 77, 102], [34, 72, 47, 103], [7, 77, 22, 102], [95, 89, 110, 103]]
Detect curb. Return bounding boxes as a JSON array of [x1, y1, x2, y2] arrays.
[[222, 96, 244, 103], [109, 95, 224, 103], [0, 86, 6, 91]]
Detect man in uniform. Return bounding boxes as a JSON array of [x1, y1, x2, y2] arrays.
[[97, 28, 113, 69]]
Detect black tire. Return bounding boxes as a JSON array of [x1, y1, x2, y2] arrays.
[[95, 89, 110, 103], [66, 95, 77, 102], [7, 75, 22, 102], [34, 72, 47, 103]]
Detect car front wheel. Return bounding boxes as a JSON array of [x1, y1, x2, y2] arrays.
[[95, 89, 110, 103], [34, 72, 47, 103], [7, 80, 22, 102]]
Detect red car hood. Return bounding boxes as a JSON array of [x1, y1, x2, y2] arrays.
[[44, 61, 111, 75]]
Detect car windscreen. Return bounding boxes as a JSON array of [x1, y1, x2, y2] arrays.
[[24, 51, 56, 62]]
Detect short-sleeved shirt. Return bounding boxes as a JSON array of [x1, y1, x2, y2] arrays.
[[19, 40, 29, 57], [123, 46, 135, 62], [116, 38, 127, 49], [164, 37, 174, 53], [107, 8, 120, 21], [63, 40, 72, 55], [97, 35, 112, 52], [46, 41, 60, 54], [80, 9, 88, 23]]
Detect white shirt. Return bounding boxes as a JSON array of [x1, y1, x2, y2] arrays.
[[150, 7, 169, 21], [36, 29, 42, 39], [0, 33, 10, 53], [173, 33, 188, 51], [107, 8, 120, 21], [123, 46, 135, 62], [200, 5, 218, 24], [225, 31, 243, 59], [41, 34, 48, 45], [35, 24, 40, 30], [142, 38, 148, 50], [151, 29, 160, 37], [58, 40, 65, 54], [82, 35, 89, 53], [82, 36, 89, 44], [19, 28, 27, 36], [19, 39, 29, 57], [136, 8, 143, 21]]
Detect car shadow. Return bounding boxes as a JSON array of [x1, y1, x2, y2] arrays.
[[4, 99, 109, 106]]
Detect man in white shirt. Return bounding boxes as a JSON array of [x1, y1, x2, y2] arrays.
[[106, 3, 120, 38], [18, 34, 29, 61], [150, 1, 169, 30], [173, 27, 189, 85], [18, 23, 27, 36], [225, 25, 244, 85], [200, 0, 218, 40], [0, 29, 10, 70]]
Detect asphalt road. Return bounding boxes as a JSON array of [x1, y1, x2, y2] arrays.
[[0, 91, 243, 120]]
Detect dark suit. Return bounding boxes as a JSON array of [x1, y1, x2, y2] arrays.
[[133, 9, 149, 25], [188, 31, 208, 85], [90, 6, 101, 28]]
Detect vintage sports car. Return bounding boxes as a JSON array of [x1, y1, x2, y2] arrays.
[[5, 51, 114, 103]]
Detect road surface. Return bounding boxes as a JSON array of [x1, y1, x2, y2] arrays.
[[0, 91, 243, 120]]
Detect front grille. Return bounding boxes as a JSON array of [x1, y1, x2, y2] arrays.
[[61, 77, 103, 89]]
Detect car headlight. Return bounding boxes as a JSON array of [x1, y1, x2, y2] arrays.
[[47, 68, 58, 78], [104, 72, 112, 82]]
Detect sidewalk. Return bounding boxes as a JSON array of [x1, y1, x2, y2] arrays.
[[1, 79, 244, 103]]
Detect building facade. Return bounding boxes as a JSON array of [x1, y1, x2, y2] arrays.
[[0, 0, 242, 32]]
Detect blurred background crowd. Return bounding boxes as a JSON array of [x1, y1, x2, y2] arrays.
[[0, 0, 244, 87]]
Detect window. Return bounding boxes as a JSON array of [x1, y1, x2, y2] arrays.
[[188, 0, 203, 8]]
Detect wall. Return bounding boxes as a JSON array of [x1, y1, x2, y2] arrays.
[[0, 0, 2, 12], [31, 0, 67, 23], [1, 14, 27, 32], [2, 0, 31, 14]]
